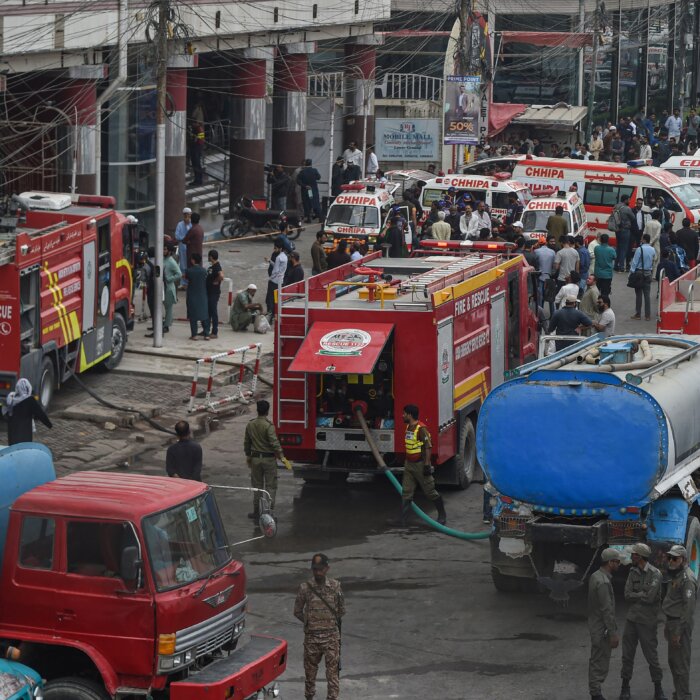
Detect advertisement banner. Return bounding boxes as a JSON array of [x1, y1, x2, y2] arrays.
[[443, 75, 480, 145], [375, 119, 440, 161]]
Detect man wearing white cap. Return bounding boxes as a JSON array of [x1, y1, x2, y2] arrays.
[[620, 542, 666, 700], [588, 548, 621, 700], [175, 207, 192, 287], [229, 283, 263, 331], [662, 544, 697, 700]]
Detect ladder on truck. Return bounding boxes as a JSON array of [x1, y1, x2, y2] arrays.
[[276, 282, 309, 428], [400, 254, 499, 300]]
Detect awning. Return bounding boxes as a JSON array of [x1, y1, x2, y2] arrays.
[[499, 31, 593, 49], [489, 102, 527, 136], [512, 103, 589, 128], [288, 322, 394, 374]]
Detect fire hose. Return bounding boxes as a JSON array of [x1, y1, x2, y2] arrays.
[[354, 408, 490, 540]]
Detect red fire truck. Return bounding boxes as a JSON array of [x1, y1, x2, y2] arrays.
[[274, 243, 539, 486], [658, 264, 700, 334], [0, 192, 137, 408]]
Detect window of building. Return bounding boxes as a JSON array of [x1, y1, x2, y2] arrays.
[[19, 516, 55, 570], [67, 521, 137, 578], [583, 183, 634, 207]]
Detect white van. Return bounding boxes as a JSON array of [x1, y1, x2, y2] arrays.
[[660, 154, 700, 180]]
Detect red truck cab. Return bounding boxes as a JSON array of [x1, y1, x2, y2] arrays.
[[0, 471, 286, 700]]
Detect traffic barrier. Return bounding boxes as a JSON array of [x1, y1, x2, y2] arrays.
[[188, 343, 262, 413]]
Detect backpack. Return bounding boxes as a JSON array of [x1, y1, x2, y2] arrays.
[[607, 206, 622, 232]]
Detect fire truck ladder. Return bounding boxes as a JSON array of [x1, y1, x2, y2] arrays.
[[399, 255, 496, 300], [276, 281, 309, 428]]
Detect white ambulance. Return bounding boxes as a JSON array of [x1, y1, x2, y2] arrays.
[[520, 189, 590, 243], [463, 156, 700, 236], [517, 158, 700, 236], [418, 173, 531, 226], [324, 183, 396, 244], [660, 154, 700, 179]]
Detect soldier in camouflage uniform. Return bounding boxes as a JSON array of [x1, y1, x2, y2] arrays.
[[662, 544, 697, 700], [294, 553, 345, 700], [588, 548, 621, 700], [619, 542, 666, 700], [243, 399, 284, 520]]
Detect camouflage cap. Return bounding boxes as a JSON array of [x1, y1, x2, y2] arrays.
[[631, 543, 651, 558], [668, 544, 687, 558], [601, 547, 621, 562]]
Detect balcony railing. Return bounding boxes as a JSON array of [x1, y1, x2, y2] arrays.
[[307, 71, 443, 102]]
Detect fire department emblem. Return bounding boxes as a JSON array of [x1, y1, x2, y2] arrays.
[[441, 348, 450, 384], [318, 329, 371, 356]]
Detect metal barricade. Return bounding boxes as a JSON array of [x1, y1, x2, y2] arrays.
[[188, 343, 262, 413]]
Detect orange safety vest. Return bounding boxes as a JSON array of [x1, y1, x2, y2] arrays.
[[405, 422, 429, 462]]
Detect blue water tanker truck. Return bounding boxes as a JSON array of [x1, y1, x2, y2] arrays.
[[477, 334, 700, 598]]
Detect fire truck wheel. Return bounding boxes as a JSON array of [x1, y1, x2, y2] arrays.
[[102, 314, 127, 371], [39, 356, 55, 411], [454, 418, 477, 490], [43, 678, 109, 700]]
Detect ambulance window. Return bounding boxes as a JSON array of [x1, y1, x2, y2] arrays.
[[690, 170, 700, 178], [644, 187, 682, 211], [573, 206, 584, 231], [326, 205, 379, 227], [583, 183, 634, 207], [666, 169, 685, 176], [491, 193, 511, 210], [421, 189, 444, 206]]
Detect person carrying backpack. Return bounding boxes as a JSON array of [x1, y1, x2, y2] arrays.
[[611, 196, 636, 272]]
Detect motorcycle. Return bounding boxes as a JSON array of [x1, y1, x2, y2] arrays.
[[220, 196, 301, 240]]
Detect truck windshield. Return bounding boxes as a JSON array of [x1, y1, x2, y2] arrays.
[[143, 491, 231, 592], [671, 184, 700, 210], [521, 210, 571, 232], [326, 204, 379, 228]]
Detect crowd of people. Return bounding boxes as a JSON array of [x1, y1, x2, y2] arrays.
[[477, 107, 700, 166]]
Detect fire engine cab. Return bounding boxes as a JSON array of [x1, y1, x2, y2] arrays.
[[324, 183, 396, 245], [418, 174, 531, 228], [274, 244, 539, 487], [520, 189, 590, 242], [0, 192, 136, 408]]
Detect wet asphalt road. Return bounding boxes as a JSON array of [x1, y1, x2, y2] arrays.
[[192, 237, 698, 699], [198, 407, 699, 700]]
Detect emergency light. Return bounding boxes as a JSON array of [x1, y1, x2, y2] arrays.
[[627, 159, 652, 167]]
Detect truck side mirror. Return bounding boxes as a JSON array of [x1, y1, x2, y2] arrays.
[[120, 546, 143, 590]]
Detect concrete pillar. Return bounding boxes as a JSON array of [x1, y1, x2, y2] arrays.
[[343, 38, 381, 158], [229, 48, 271, 213], [164, 61, 188, 237], [272, 43, 313, 168], [61, 67, 104, 194]]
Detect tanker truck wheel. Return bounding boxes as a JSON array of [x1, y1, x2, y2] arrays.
[[454, 418, 478, 490], [685, 516, 700, 578], [44, 678, 109, 700]]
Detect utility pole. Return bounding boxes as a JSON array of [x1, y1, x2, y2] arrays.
[[458, 0, 471, 167], [586, 0, 602, 142], [678, 0, 689, 119], [153, 0, 168, 348]]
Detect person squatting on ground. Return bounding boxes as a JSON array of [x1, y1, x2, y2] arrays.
[[401, 404, 447, 526], [294, 553, 346, 700]]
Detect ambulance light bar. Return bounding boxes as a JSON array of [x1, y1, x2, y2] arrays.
[[627, 159, 652, 167], [494, 172, 511, 181], [340, 183, 365, 191], [420, 240, 515, 252], [531, 186, 558, 197]]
